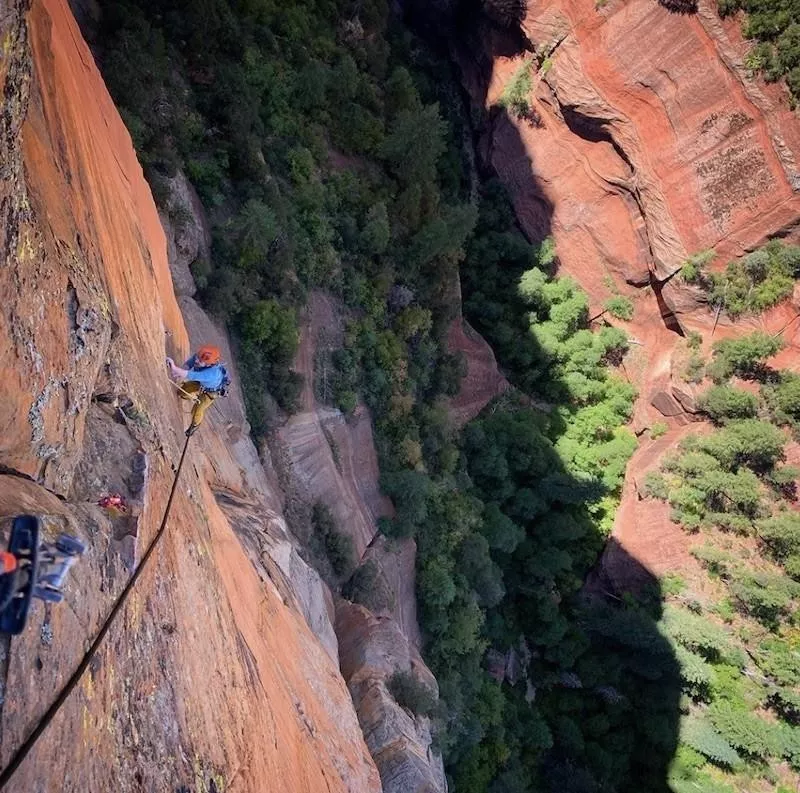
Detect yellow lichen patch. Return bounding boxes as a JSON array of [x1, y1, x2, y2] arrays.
[[16, 227, 38, 264], [126, 591, 142, 631], [83, 670, 94, 701]]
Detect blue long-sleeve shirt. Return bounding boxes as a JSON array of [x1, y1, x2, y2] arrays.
[[183, 356, 225, 391]]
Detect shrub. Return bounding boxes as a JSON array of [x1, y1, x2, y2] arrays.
[[757, 512, 800, 563], [707, 332, 783, 383], [687, 331, 703, 350], [650, 421, 669, 439], [661, 606, 743, 665], [683, 353, 706, 384], [666, 454, 764, 523], [768, 687, 800, 725], [718, 0, 800, 104], [604, 295, 634, 321], [675, 645, 715, 699], [343, 560, 395, 613], [680, 715, 742, 769], [692, 544, 733, 578], [499, 58, 534, 119], [312, 502, 355, 578], [771, 375, 800, 425], [388, 670, 437, 716], [643, 471, 669, 500], [681, 250, 715, 285], [754, 637, 800, 686], [728, 568, 799, 625], [698, 385, 758, 424], [780, 723, 800, 770], [661, 572, 686, 597], [686, 241, 800, 318], [714, 598, 736, 623], [709, 702, 781, 761], [700, 419, 785, 473]]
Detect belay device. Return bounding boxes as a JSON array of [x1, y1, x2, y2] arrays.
[[0, 515, 86, 634]]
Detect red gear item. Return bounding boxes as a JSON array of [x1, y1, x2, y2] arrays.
[[98, 494, 129, 514], [0, 551, 18, 575]]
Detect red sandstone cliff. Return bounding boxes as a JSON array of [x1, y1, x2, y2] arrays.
[[454, 0, 800, 580], [0, 1, 382, 790]]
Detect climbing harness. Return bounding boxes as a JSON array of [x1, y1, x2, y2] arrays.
[[167, 369, 231, 401], [0, 431, 194, 789], [167, 373, 228, 435]]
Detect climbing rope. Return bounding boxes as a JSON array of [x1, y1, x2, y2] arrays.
[[0, 432, 194, 789]]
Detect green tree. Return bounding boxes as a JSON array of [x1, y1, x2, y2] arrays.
[[707, 332, 783, 383], [360, 202, 390, 254], [231, 198, 280, 271], [758, 512, 800, 562], [380, 103, 446, 186], [240, 299, 299, 363], [418, 556, 457, 610], [701, 419, 785, 472], [459, 533, 505, 607], [772, 375, 800, 424], [709, 702, 781, 761], [680, 715, 742, 769], [698, 385, 758, 424]]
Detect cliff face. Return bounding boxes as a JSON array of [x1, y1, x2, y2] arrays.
[[0, 1, 382, 790], [450, 0, 800, 580]]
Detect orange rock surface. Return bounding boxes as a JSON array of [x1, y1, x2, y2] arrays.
[[0, 1, 380, 790]]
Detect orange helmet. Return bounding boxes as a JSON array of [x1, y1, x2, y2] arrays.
[[196, 345, 221, 366]]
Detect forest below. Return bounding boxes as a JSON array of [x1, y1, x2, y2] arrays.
[[88, 0, 800, 791]]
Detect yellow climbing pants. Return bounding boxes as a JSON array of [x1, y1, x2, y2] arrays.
[[178, 381, 216, 429]]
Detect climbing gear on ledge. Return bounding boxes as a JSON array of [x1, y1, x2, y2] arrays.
[[0, 516, 86, 635], [97, 494, 129, 516]]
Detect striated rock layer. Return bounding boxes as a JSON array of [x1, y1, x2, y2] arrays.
[[0, 1, 381, 790], [337, 602, 447, 793], [452, 0, 800, 580]]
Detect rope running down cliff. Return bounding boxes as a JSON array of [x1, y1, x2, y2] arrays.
[[0, 432, 194, 789]]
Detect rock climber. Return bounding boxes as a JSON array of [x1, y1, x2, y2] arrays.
[[166, 344, 230, 436]]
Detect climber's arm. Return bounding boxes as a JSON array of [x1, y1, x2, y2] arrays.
[[166, 357, 189, 380]]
